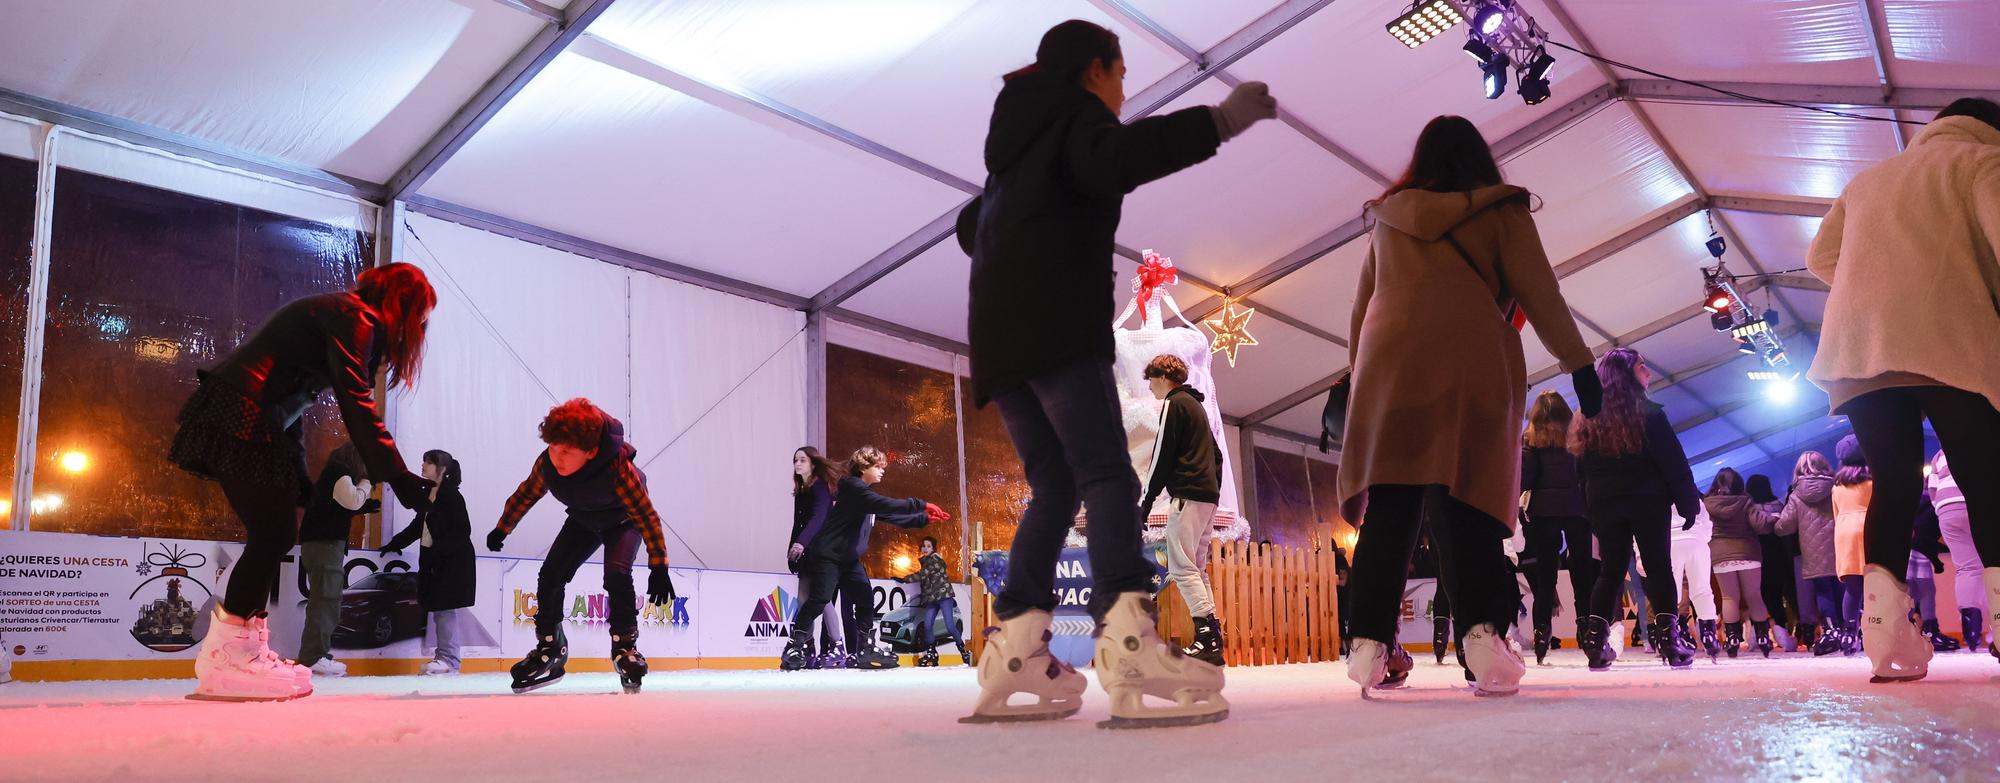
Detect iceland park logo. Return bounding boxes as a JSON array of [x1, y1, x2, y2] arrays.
[[743, 587, 799, 638]]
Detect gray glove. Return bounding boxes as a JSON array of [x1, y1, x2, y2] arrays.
[[1211, 81, 1278, 141]]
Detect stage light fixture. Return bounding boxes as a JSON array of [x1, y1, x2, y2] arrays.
[[1518, 49, 1554, 105], [1747, 370, 1781, 381], [1736, 338, 1757, 354], [1481, 52, 1512, 99], [1730, 319, 1770, 340], [1706, 234, 1728, 259], [1386, 0, 1465, 49], [1762, 345, 1788, 365], [1463, 38, 1496, 62], [1472, 2, 1507, 36], [1711, 311, 1735, 331]]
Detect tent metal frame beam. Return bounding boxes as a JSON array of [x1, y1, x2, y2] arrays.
[[1688, 405, 1833, 466], [1617, 78, 1998, 112], [1855, 0, 1910, 152], [804, 0, 1344, 314], [824, 307, 971, 357], [387, 0, 617, 200], [1709, 195, 1830, 218], [488, 0, 564, 26], [0, 87, 382, 201], [404, 195, 807, 310]]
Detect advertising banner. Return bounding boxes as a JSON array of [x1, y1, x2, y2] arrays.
[[498, 559, 700, 661], [268, 550, 510, 664], [0, 530, 241, 665], [698, 568, 970, 661]]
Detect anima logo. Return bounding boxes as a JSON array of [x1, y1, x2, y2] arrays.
[[743, 587, 799, 638]]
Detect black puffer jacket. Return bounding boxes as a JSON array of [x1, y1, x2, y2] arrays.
[[1577, 401, 1702, 521], [962, 72, 1221, 405], [1520, 445, 1585, 518]]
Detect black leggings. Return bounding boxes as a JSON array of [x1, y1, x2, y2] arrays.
[[217, 473, 300, 618], [1588, 497, 1678, 623], [1522, 514, 1598, 630], [536, 520, 641, 636], [1347, 485, 1516, 644], [793, 554, 874, 643], [1846, 385, 2000, 572]]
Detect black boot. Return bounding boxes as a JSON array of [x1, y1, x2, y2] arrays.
[[1752, 620, 1775, 658], [1963, 608, 1986, 653], [611, 629, 647, 694], [917, 645, 940, 667], [1811, 621, 1844, 656], [953, 636, 975, 666], [1841, 623, 1862, 656], [1794, 621, 1817, 652], [1184, 616, 1227, 666], [1630, 617, 1646, 650], [1532, 624, 1552, 666], [1724, 622, 1744, 658], [1923, 619, 1961, 652], [1653, 614, 1693, 669], [1698, 619, 1720, 661], [1432, 616, 1451, 665], [510, 628, 568, 693], [1580, 616, 1614, 671], [850, 624, 899, 670], [780, 629, 812, 671]]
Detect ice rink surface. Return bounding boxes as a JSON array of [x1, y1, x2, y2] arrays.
[[3, 650, 1998, 782]]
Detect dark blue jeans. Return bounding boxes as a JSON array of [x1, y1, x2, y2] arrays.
[[915, 599, 961, 646], [992, 358, 1155, 621]]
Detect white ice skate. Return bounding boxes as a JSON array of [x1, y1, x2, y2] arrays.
[[308, 657, 348, 677], [958, 610, 1085, 724], [1092, 593, 1228, 729], [189, 608, 312, 702], [1860, 565, 1932, 683], [1346, 639, 1389, 700], [0, 640, 12, 684], [1461, 624, 1526, 697], [421, 659, 458, 676], [245, 610, 312, 690]]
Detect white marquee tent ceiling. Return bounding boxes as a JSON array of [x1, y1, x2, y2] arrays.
[[5, 0, 1998, 482]]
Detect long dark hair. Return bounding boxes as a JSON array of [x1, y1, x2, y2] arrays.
[[422, 448, 461, 487], [1572, 348, 1648, 458], [1523, 390, 1573, 449], [354, 262, 436, 389], [792, 446, 839, 494], [1005, 20, 1120, 83], [1708, 468, 1744, 497], [1834, 435, 1870, 486], [1747, 474, 1777, 504], [1368, 116, 1508, 211]]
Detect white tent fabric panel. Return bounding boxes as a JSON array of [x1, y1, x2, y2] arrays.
[[1727, 390, 1833, 439], [1676, 354, 1769, 407], [1648, 386, 1707, 428], [1647, 104, 1899, 201], [1563, 213, 1712, 337], [57, 133, 374, 231], [1677, 417, 1746, 463], [1250, 237, 1369, 340], [1231, 0, 1607, 177], [419, 50, 967, 298], [1122, 0, 1290, 52], [1696, 442, 1772, 479], [0, 113, 38, 159], [1118, 81, 1383, 286], [1210, 316, 1341, 418], [1516, 323, 1561, 382], [0, 0, 543, 181], [1631, 316, 1735, 380], [1554, 0, 1878, 86], [1725, 212, 1825, 277], [839, 241, 973, 344], [1882, 0, 2000, 89], [1262, 391, 1330, 441], [627, 268, 807, 573], [393, 213, 634, 560], [588, 0, 1187, 183], [1502, 102, 1692, 264]]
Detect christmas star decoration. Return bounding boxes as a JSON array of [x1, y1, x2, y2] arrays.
[[1202, 299, 1258, 367]]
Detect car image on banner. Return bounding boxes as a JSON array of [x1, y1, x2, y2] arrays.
[[333, 570, 426, 648]]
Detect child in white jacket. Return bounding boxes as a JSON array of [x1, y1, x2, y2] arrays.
[[1672, 502, 1719, 659]]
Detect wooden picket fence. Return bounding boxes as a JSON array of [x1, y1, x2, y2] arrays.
[[969, 539, 1342, 666]]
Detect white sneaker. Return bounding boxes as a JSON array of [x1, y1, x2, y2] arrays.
[[958, 609, 1085, 724], [190, 608, 311, 702], [1462, 624, 1526, 697], [1092, 593, 1227, 729], [1861, 565, 1932, 683], [308, 657, 348, 677], [1346, 639, 1389, 699], [421, 659, 458, 676]]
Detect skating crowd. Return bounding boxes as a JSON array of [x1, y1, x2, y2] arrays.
[[147, 19, 1997, 728]]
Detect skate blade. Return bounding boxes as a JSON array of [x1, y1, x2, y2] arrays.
[[622, 685, 642, 695], [1096, 708, 1229, 730], [1472, 686, 1519, 698], [957, 705, 1081, 724], [186, 688, 310, 703], [511, 674, 565, 694]]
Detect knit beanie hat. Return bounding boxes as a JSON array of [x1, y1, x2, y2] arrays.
[[1835, 434, 1866, 467]]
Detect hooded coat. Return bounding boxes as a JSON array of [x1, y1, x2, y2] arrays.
[[384, 462, 476, 611], [1142, 384, 1222, 509], [1807, 116, 2000, 413], [963, 71, 1221, 405], [1336, 186, 1595, 530], [1759, 475, 1838, 579], [1703, 493, 1767, 566]]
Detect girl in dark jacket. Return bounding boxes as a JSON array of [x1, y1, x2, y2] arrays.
[[1748, 474, 1803, 650], [785, 447, 948, 671], [1572, 348, 1702, 671], [901, 536, 970, 667], [783, 446, 847, 670], [1704, 469, 1775, 658], [1760, 451, 1845, 655], [957, 20, 1273, 727], [168, 262, 437, 702], [382, 450, 477, 675], [1519, 391, 1597, 665]]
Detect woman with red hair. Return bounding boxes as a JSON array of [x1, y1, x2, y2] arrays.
[[168, 262, 439, 702]]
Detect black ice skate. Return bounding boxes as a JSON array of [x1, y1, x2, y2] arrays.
[[1432, 616, 1451, 665], [1752, 620, 1776, 658], [1532, 624, 1552, 666], [851, 625, 900, 670], [917, 647, 940, 667], [1652, 615, 1693, 669], [511, 629, 568, 693], [1698, 619, 1720, 662], [1580, 616, 1615, 671], [1183, 616, 1226, 667], [612, 630, 647, 694], [780, 629, 812, 672]]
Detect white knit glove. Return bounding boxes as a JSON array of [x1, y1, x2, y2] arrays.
[[1211, 81, 1278, 141]]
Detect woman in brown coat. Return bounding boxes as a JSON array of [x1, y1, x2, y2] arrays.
[[1341, 116, 1599, 699]]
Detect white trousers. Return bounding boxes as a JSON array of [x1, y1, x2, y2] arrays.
[[1165, 498, 1218, 619], [1671, 538, 1717, 621]]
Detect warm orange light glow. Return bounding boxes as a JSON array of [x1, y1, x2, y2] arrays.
[[893, 555, 913, 571], [59, 451, 89, 473], [0, 499, 9, 516]]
